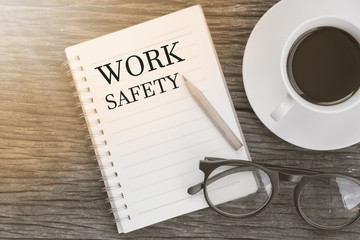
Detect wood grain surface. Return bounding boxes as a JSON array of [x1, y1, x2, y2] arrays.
[[1, 0, 359, 239]]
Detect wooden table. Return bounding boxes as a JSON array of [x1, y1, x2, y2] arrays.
[[1, 0, 359, 239]]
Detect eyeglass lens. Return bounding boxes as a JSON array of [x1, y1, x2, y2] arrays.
[[205, 165, 272, 216], [298, 175, 360, 228]]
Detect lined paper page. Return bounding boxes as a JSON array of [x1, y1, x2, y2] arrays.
[[66, 5, 256, 233]]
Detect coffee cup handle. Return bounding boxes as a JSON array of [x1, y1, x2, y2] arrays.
[[270, 94, 296, 121]]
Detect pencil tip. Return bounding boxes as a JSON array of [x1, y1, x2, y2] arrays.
[[182, 75, 188, 82]]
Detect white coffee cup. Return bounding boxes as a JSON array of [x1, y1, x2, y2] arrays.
[[270, 16, 360, 121]]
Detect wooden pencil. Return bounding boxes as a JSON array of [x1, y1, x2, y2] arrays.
[[183, 76, 243, 150]]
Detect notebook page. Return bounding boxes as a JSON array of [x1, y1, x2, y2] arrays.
[[66, 5, 256, 233]]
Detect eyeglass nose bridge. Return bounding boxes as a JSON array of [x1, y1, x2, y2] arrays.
[[264, 165, 321, 183], [278, 171, 304, 183]]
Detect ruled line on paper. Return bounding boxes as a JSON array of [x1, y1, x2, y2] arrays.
[[152, 26, 190, 40], [135, 172, 251, 212], [133, 182, 194, 205], [126, 145, 228, 181], [123, 136, 225, 169], [114, 115, 207, 145], [137, 195, 195, 215], [111, 103, 199, 137], [110, 102, 201, 135], [130, 169, 198, 194], [126, 147, 229, 192], [118, 133, 224, 170], [116, 124, 215, 151], [136, 178, 248, 215]]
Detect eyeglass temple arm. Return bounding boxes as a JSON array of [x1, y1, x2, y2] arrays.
[[187, 166, 254, 195], [204, 157, 322, 175]]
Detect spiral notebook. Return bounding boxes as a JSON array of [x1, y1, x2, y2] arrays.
[[65, 5, 255, 233]]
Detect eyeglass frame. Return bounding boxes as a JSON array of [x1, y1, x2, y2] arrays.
[[187, 157, 360, 230]]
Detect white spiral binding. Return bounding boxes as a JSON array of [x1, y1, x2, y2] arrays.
[[102, 183, 122, 192], [113, 215, 131, 223], [66, 55, 130, 223], [108, 204, 128, 213]]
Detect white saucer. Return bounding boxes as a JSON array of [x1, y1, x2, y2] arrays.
[[243, 0, 360, 150]]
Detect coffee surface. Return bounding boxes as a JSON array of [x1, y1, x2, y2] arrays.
[[287, 27, 360, 105]]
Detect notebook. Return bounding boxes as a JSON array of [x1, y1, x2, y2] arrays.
[[65, 5, 255, 233]]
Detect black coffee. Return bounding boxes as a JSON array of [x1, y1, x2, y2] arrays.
[[287, 27, 360, 105]]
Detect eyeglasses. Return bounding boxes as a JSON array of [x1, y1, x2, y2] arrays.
[[187, 157, 360, 230]]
